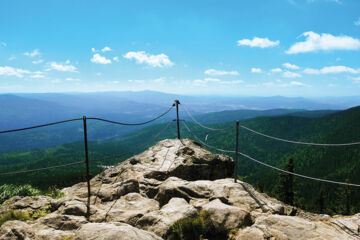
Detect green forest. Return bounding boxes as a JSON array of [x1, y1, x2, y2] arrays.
[[0, 106, 360, 216]]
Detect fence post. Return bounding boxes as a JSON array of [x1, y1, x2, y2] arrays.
[[82, 116, 91, 218], [175, 100, 181, 139], [234, 121, 239, 183]]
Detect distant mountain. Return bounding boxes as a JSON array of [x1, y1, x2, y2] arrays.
[[193, 108, 338, 124]]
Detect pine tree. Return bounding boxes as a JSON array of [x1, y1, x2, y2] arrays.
[[278, 157, 295, 205], [316, 189, 325, 213]]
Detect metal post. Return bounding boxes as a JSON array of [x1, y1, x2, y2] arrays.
[[234, 121, 239, 183], [82, 116, 91, 218], [175, 100, 181, 139]]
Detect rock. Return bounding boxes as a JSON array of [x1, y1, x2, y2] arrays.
[[1, 139, 359, 240], [0, 196, 52, 217], [96, 179, 140, 201], [0, 220, 35, 239], [37, 213, 87, 230], [202, 199, 250, 232], [136, 197, 198, 237], [75, 222, 163, 240], [235, 214, 360, 240], [92, 193, 159, 225], [59, 200, 87, 216]]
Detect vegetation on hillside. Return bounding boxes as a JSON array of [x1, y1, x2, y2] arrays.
[[0, 106, 360, 215]]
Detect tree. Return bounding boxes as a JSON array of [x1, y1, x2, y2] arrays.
[[316, 189, 325, 213], [278, 157, 295, 205]]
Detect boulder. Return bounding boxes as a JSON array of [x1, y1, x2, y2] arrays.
[[92, 193, 159, 225], [74, 222, 162, 240], [0, 220, 35, 239], [235, 214, 360, 240], [136, 197, 198, 237], [202, 199, 250, 232]]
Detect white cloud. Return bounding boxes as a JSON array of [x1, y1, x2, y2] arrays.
[[24, 49, 41, 57], [355, 18, 360, 26], [123, 51, 174, 67], [8, 56, 16, 61], [303, 65, 360, 74], [283, 62, 300, 70], [47, 62, 77, 72], [65, 77, 81, 81], [283, 71, 302, 78], [32, 59, 43, 64], [271, 68, 283, 72], [30, 72, 45, 79], [237, 37, 279, 48], [1, 42, 6, 47], [153, 77, 165, 83], [350, 77, 360, 82], [101, 46, 112, 52], [91, 48, 96, 53], [193, 78, 220, 85], [91, 53, 112, 64], [219, 80, 244, 85], [204, 69, 239, 76], [128, 80, 145, 83], [251, 68, 262, 73], [289, 81, 305, 86], [113, 56, 119, 62], [286, 31, 360, 54], [0, 66, 31, 78]]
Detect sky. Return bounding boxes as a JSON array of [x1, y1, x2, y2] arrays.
[[1, 0, 360, 97]]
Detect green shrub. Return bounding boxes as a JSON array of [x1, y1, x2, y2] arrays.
[[0, 210, 33, 226], [167, 210, 214, 240], [0, 184, 41, 204], [44, 186, 65, 199]]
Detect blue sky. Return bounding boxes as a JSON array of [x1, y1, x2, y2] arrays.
[[1, 0, 360, 96]]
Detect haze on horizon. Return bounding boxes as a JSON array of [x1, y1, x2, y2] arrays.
[[1, 0, 360, 97]]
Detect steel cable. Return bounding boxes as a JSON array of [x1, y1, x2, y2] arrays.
[[89, 121, 174, 163], [240, 125, 360, 146], [0, 118, 83, 134], [181, 104, 234, 131], [88, 105, 174, 126], [182, 121, 235, 153], [238, 151, 360, 187], [0, 161, 85, 176]]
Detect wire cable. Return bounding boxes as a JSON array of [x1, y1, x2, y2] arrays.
[[89, 121, 174, 163], [182, 121, 235, 153], [238, 151, 360, 187], [181, 104, 234, 131], [240, 125, 360, 146], [0, 161, 85, 176], [0, 118, 82, 134], [88, 105, 174, 126]]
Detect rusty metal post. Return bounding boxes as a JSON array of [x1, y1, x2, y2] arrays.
[[175, 100, 181, 139], [234, 121, 239, 183], [82, 116, 91, 217]]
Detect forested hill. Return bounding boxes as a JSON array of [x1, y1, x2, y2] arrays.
[[0, 106, 359, 215]]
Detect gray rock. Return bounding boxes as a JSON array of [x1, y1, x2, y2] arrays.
[[136, 198, 198, 237], [202, 199, 250, 232], [75, 222, 163, 240]]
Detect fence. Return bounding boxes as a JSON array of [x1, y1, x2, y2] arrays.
[[1, 99, 360, 217]]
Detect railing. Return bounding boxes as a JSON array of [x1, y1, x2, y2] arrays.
[[1, 99, 360, 217]]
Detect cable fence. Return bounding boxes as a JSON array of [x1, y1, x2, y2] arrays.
[[0, 99, 360, 217]]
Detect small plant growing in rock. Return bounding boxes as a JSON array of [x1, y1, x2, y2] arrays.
[[0, 184, 41, 204], [167, 210, 214, 240], [45, 186, 65, 199], [0, 210, 33, 226]]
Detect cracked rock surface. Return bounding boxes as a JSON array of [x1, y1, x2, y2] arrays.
[[0, 139, 359, 239]]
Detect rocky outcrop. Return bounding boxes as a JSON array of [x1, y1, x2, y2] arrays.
[[0, 139, 359, 240]]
